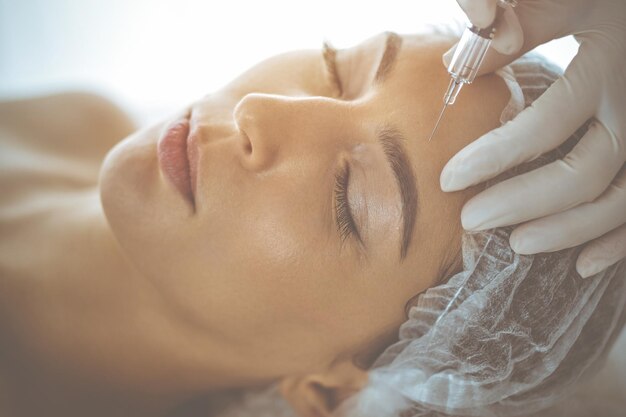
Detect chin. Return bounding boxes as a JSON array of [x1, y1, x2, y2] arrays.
[[99, 122, 187, 266]]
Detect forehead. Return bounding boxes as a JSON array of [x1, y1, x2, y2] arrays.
[[400, 33, 457, 57], [387, 34, 457, 96], [368, 34, 460, 145], [376, 31, 510, 274]]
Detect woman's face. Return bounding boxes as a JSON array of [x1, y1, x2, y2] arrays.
[[100, 32, 507, 384]]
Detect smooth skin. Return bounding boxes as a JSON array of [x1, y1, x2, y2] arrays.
[[0, 32, 509, 417]]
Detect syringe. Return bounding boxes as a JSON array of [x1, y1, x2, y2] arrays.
[[428, 0, 517, 141]]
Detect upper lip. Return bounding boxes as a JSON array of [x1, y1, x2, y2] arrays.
[[156, 109, 198, 210], [186, 111, 200, 206]]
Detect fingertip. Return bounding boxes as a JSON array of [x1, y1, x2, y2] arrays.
[[509, 229, 524, 254], [576, 225, 626, 278], [440, 176, 455, 192], [509, 228, 538, 255], [440, 154, 476, 192], [473, 11, 524, 75], [492, 34, 523, 56], [492, 7, 524, 55], [460, 209, 479, 231], [460, 197, 491, 231], [576, 255, 602, 279], [457, 0, 498, 29], [440, 163, 462, 192]]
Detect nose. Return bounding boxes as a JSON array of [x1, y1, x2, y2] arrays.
[[233, 93, 345, 172]]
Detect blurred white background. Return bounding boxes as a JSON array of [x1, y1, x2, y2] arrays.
[[0, 0, 578, 126]]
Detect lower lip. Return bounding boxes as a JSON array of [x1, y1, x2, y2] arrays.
[[157, 116, 196, 206]]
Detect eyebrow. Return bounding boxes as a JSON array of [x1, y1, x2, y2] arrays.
[[378, 126, 418, 260], [323, 33, 414, 257], [322, 31, 402, 95], [375, 32, 403, 83]]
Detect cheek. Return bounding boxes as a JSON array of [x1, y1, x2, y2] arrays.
[[209, 201, 346, 311], [190, 209, 355, 356], [185, 194, 322, 297]]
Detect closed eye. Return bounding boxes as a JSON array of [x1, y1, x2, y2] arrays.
[[334, 162, 362, 245]]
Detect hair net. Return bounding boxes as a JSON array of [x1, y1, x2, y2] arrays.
[[211, 54, 626, 417], [337, 232, 625, 417]]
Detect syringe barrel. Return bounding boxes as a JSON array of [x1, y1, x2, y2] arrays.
[[447, 26, 492, 84]]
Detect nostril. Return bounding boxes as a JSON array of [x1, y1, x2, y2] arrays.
[[239, 129, 253, 155], [233, 93, 279, 171]]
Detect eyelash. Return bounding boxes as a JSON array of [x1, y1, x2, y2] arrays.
[[325, 43, 360, 246], [334, 163, 360, 244]]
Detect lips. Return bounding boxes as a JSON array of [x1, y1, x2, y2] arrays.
[[157, 114, 198, 207]]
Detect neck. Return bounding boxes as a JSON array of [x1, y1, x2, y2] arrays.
[[1, 188, 251, 416]]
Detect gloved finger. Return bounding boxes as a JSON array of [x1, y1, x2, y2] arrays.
[[576, 223, 626, 278], [473, 0, 574, 76], [508, 164, 626, 254], [456, 0, 498, 29], [442, 6, 523, 68], [490, 6, 524, 55], [460, 122, 625, 230], [441, 72, 595, 193]]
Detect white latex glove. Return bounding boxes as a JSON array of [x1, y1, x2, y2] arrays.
[[440, 0, 626, 278]]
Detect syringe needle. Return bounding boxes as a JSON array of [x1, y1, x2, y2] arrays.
[[428, 103, 448, 142]]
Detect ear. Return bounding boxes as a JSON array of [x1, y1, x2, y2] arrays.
[[279, 360, 368, 417]]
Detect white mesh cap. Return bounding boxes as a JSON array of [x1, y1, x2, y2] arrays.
[[213, 54, 626, 417], [336, 230, 625, 417]]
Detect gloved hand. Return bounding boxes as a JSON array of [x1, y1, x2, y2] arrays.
[[440, 0, 626, 278]]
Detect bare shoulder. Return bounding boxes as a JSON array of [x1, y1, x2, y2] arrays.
[[0, 91, 136, 161]]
